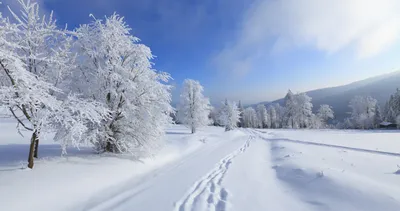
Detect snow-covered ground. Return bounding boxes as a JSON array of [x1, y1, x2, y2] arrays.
[[1, 122, 400, 211]]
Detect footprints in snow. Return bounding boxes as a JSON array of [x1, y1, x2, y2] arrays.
[[175, 136, 253, 211]]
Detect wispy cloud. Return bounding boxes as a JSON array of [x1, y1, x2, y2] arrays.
[[215, 0, 400, 75]]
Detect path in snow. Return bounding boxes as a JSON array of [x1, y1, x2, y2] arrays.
[[174, 136, 253, 211], [80, 131, 250, 211]]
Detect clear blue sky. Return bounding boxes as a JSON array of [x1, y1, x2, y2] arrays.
[[3, 0, 400, 104]]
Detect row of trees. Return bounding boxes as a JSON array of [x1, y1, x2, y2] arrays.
[[188, 88, 400, 131], [176, 79, 241, 133], [237, 91, 334, 129], [238, 89, 400, 130], [0, 0, 173, 168]]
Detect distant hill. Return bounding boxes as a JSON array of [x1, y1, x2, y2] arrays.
[[257, 71, 400, 121]]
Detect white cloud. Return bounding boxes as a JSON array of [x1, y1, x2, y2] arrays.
[[215, 0, 400, 74]]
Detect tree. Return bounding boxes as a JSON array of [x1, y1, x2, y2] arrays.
[[177, 79, 211, 133], [309, 114, 323, 129], [74, 13, 173, 154], [0, 0, 105, 168], [283, 91, 313, 128], [238, 100, 245, 127], [209, 107, 220, 126], [269, 103, 285, 128], [268, 106, 277, 128], [218, 100, 241, 131], [383, 89, 400, 122], [317, 104, 334, 127], [373, 104, 382, 127], [295, 93, 313, 128], [349, 96, 378, 129], [283, 90, 297, 128], [256, 104, 268, 128], [242, 107, 258, 128]]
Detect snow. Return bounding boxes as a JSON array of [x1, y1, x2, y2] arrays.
[[258, 130, 400, 211], [0, 122, 246, 211], [1, 121, 400, 211]]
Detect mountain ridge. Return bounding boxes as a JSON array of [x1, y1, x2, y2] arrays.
[[256, 70, 400, 121]]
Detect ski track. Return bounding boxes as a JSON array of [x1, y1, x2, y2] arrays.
[[174, 136, 253, 211]]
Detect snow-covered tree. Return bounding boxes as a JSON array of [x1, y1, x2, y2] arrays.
[[317, 104, 334, 121], [268, 105, 277, 128], [383, 89, 400, 122], [256, 104, 267, 128], [73, 13, 173, 154], [209, 107, 220, 126], [373, 104, 382, 127], [349, 96, 378, 129], [336, 118, 353, 129], [0, 0, 105, 168], [283, 90, 297, 128], [268, 103, 285, 128], [283, 91, 313, 128], [296, 93, 313, 128], [243, 107, 258, 128], [309, 114, 323, 129], [218, 99, 241, 131], [317, 104, 334, 127], [177, 79, 211, 133], [238, 100, 244, 127]]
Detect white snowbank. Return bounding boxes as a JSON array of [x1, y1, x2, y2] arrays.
[[0, 122, 244, 211]]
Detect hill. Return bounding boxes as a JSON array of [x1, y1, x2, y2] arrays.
[[259, 71, 400, 120]]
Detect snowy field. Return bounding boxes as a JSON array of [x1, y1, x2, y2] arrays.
[[1, 122, 400, 211]]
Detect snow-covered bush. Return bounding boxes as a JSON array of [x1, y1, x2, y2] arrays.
[[177, 79, 211, 133]]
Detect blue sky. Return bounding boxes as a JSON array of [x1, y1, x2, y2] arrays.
[[2, 0, 400, 104]]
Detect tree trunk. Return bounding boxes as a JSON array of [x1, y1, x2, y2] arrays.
[[191, 126, 195, 134], [27, 131, 37, 169], [33, 131, 39, 158]]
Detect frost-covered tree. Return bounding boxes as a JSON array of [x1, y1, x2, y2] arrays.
[[268, 105, 277, 128], [243, 107, 258, 128], [238, 100, 244, 127], [349, 96, 378, 129], [256, 104, 267, 128], [383, 89, 400, 122], [218, 100, 241, 131], [317, 104, 334, 121], [177, 79, 211, 133], [73, 13, 173, 154], [0, 0, 105, 168], [269, 103, 285, 128], [283, 91, 313, 128], [296, 93, 313, 128], [317, 104, 334, 127], [209, 107, 220, 126], [373, 104, 382, 127], [309, 114, 323, 129], [283, 90, 297, 128]]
